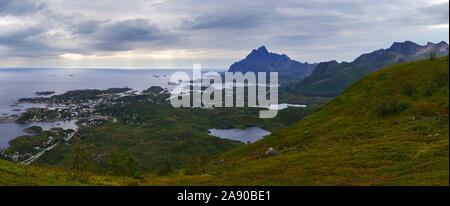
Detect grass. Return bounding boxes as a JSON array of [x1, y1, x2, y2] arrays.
[[0, 159, 84, 186], [154, 57, 449, 185], [1, 57, 448, 185]]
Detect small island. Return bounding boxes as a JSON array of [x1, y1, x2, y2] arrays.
[[36, 91, 55, 96], [143, 86, 165, 94], [23, 126, 43, 134]]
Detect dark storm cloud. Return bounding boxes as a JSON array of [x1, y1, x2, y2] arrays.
[[0, 0, 46, 16]]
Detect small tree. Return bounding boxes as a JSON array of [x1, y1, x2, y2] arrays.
[[109, 151, 140, 178], [429, 52, 436, 60], [156, 162, 172, 176], [69, 145, 92, 182], [376, 97, 408, 116], [403, 82, 417, 97]]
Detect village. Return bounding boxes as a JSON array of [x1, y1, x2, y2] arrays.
[[0, 87, 167, 163], [0, 90, 129, 162]]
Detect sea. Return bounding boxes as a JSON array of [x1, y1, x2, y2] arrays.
[[0, 68, 202, 148]]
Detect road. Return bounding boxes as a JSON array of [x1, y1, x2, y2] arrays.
[[20, 132, 76, 165]]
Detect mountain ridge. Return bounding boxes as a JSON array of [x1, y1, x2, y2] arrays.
[[293, 41, 449, 97]]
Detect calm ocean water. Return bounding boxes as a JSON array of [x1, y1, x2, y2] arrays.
[[0, 68, 199, 115], [0, 68, 217, 147]]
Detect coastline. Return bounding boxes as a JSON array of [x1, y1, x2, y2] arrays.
[[0, 115, 111, 124]]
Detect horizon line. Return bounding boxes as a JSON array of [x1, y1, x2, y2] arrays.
[[0, 67, 228, 70]]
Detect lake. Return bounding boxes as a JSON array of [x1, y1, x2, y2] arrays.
[[258, 103, 307, 110], [208, 127, 271, 143]]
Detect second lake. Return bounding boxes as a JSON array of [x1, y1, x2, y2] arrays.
[[208, 127, 271, 144]]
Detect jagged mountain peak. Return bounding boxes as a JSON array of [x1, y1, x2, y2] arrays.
[[256, 45, 268, 53], [387, 41, 422, 55], [228, 46, 317, 80], [247, 46, 270, 58]]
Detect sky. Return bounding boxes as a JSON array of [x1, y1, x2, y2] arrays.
[[0, 0, 448, 69]]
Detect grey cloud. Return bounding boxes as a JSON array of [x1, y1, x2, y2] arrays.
[[0, 0, 46, 16], [97, 19, 163, 42], [419, 2, 449, 24], [0, 0, 448, 65], [181, 11, 266, 30], [73, 18, 175, 51], [72, 20, 106, 35], [268, 34, 328, 46], [0, 27, 58, 57]]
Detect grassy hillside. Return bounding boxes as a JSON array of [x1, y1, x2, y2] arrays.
[[1, 57, 448, 185], [193, 57, 449, 185], [0, 159, 153, 186], [0, 159, 83, 186]]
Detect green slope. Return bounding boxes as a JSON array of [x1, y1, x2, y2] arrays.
[[161, 57, 448, 185], [0, 159, 83, 186], [0, 159, 153, 186]]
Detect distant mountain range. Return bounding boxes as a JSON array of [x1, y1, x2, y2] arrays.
[[228, 46, 317, 82], [227, 41, 449, 97], [293, 41, 449, 97]]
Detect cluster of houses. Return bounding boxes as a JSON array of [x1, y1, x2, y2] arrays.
[[0, 135, 56, 162], [1, 93, 127, 162], [79, 119, 105, 127], [1, 150, 32, 162], [26, 94, 120, 121]]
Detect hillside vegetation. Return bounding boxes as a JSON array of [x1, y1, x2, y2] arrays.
[[191, 57, 449, 185], [32, 93, 328, 172], [0, 57, 448, 185]]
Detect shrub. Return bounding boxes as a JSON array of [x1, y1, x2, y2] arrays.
[[184, 155, 209, 175], [423, 68, 449, 96], [156, 162, 172, 176], [376, 98, 408, 116], [431, 67, 449, 88], [429, 52, 436, 60], [403, 82, 418, 97], [109, 151, 140, 178], [423, 84, 436, 96], [68, 145, 92, 182]]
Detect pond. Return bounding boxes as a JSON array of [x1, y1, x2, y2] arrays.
[[208, 127, 271, 144], [0, 120, 79, 149], [258, 103, 307, 110]]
